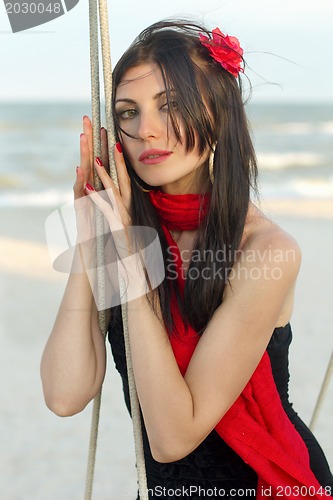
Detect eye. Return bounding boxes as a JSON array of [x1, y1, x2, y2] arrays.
[[116, 108, 138, 120], [161, 99, 179, 112]]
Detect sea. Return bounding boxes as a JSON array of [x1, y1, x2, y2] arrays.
[[0, 101, 332, 207]]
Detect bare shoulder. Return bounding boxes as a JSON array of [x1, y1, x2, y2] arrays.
[[223, 202, 302, 327], [240, 202, 302, 272]]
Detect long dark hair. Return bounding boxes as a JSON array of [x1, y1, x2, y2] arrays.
[[111, 20, 258, 334]]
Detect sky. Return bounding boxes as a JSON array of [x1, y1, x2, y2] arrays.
[[0, 0, 332, 102]]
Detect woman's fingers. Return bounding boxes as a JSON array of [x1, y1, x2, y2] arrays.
[[94, 156, 131, 227], [83, 115, 93, 166], [101, 127, 109, 173], [85, 183, 123, 233], [73, 165, 85, 200], [114, 143, 132, 213], [76, 119, 132, 229], [80, 133, 91, 175], [80, 117, 109, 180], [84, 183, 139, 268], [75, 116, 94, 200], [79, 116, 94, 185]]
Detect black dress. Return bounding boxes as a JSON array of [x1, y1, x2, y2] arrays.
[[108, 309, 333, 499]]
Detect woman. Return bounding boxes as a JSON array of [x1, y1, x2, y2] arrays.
[[41, 20, 332, 499]]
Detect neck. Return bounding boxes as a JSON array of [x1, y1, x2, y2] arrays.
[[160, 164, 211, 195]]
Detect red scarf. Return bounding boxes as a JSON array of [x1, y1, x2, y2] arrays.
[[148, 190, 329, 499]]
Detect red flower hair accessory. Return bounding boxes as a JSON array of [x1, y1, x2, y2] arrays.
[[199, 27, 244, 78]]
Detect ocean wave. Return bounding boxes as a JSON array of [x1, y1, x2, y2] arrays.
[[257, 152, 324, 170], [261, 177, 333, 200], [0, 189, 73, 208], [0, 174, 21, 188], [1, 177, 332, 209], [320, 122, 333, 135], [287, 178, 333, 198], [268, 121, 333, 136]]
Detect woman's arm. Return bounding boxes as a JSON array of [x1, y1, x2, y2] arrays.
[[40, 255, 107, 416], [40, 117, 108, 416], [126, 228, 302, 463], [85, 147, 302, 463]]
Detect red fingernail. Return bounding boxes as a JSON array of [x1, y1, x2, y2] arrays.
[[85, 183, 94, 191], [116, 142, 123, 153], [76, 166, 79, 173], [80, 133, 84, 139], [95, 157, 103, 166]]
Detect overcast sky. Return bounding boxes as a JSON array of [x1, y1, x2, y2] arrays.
[[1, 0, 332, 102]]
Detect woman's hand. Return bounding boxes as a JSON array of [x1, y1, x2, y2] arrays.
[[84, 144, 152, 303], [86, 142, 132, 231], [72, 116, 110, 263], [72, 119, 163, 306], [71, 114, 146, 305], [73, 115, 109, 200]]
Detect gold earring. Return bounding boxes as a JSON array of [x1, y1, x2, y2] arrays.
[[209, 144, 216, 185], [133, 178, 152, 193]]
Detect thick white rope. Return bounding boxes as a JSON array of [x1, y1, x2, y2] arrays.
[[97, 0, 115, 174], [309, 349, 333, 431], [84, 1, 105, 499], [98, 0, 148, 498], [85, 0, 148, 498]]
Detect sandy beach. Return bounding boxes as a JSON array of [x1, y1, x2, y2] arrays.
[[0, 199, 332, 499]]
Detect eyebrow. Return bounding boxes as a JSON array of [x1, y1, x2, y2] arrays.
[[115, 90, 174, 105]]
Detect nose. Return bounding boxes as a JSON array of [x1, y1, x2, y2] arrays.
[[137, 108, 163, 141]]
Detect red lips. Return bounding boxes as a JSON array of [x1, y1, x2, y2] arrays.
[[138, 149, 173, 163]]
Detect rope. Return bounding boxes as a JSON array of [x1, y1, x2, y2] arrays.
[[97, 0, 115, 180], [85, 0, 148, 498], [121, 298, 149, 500], [84, 1, 105, 499], [309, 349, 333, 431], [97, 0, 148, 497]]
